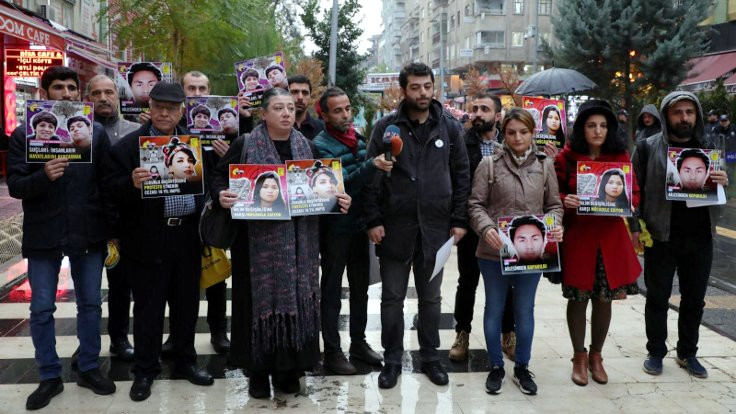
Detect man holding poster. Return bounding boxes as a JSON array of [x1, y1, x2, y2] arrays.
[[8, 66, 115, 410], [105, 82, 213, 402], [631, 91, 729, 379]]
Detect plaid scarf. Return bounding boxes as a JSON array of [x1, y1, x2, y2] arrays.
[[244, 123, 320, 361]]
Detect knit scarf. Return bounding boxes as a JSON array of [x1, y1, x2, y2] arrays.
[[315, 100, 358, 153], [504, 141, 534, 166], [244, 123, 321, 361]]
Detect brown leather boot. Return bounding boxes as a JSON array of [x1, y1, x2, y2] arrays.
[[589, 350, 608, 384], [571, 350, 589, 386]]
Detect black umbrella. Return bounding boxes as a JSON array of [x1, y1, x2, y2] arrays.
[[515, 68, 597, 96]]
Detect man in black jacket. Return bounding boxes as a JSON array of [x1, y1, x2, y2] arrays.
[[7, 66, 116, 410], [363, 62, 470, 388], [104, 82, 213, 402], [449, 94, 516, 362]]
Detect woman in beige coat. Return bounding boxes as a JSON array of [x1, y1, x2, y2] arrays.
[[468, 108, 563, 396]]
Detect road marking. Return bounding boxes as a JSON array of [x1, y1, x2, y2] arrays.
[[717, 226, 736, 240]]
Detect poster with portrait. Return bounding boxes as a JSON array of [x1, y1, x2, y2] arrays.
[[138, 135, 204, 198], [665, 147, 720, 202], [234, 52, 287, 108], [576, 161, 633, 217], [285, 159, 344, 216], [185, 96, 239, 149], [522, 97, 567, 149], [229, 164, 290, 220], [498, 215, 561, 275], [116, 62, 174, 115], [25, 100, 94, 163]]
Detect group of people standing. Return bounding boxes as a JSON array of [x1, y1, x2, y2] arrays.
[[6, 61, 729, 411]]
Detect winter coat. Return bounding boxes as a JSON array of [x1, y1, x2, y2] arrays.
[[554, 146, 642, 291], [102, 122, 203, 263], [468, 147, 563, 261], [313, 129, 377, 234], [629, 91, 721, 241], [634, 104, 661, 143], [363, 99, 470, 263], [7, 123, 111, 258]]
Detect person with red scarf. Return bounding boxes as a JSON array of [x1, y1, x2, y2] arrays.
[[313, 86, 394, 374]]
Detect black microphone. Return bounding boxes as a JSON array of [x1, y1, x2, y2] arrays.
[[382, 125, 400, 178]]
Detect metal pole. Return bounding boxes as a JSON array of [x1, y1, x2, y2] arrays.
[[328, 0, 339, 86], [532, 0, 539, 73], [439, 15, 445, 102]]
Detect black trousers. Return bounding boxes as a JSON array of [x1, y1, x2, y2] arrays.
[[454, 231, 515, 334], [205, 280, 227, 334], [106, 257, 131, 341], [128, 220, 201, 379], [320, 231, 370, 354], [644, 234, 712, 359]]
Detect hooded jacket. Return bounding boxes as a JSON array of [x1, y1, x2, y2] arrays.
[[362, 99, 470, 264], [635, 104, 661, 143], [629, 91, 720, 241]]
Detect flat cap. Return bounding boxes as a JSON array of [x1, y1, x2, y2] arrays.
[[149, 82, 185, 103]]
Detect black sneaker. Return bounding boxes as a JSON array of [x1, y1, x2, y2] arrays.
[[513, 365, 537, 395], [485, 365, 505, 394]]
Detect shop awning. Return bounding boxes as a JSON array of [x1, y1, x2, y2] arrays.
[[723, 71, 736, 86], [66, 45, 116, 71], [680, 51, 736, 87], [0, 5, 65, 50]]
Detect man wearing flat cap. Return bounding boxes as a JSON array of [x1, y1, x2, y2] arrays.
[[104, 82, 213, 402]]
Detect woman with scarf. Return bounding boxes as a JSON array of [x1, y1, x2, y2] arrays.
[[468, 108, 564, 396], [554, 100, 641, 387], [211, 88, 351, 398]]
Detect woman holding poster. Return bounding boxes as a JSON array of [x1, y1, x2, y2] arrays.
[[554, 100, 642, 387], [209, 88, 351, 399], [468, 108, 563, 396]]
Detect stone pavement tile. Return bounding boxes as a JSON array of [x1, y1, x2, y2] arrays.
[[0, 383, 116, 414], [456, 399, 538, 414], [701, 357, 736, 380]]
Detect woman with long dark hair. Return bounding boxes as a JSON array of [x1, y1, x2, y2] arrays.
[[541, 105, 566, 147], [554, 100, 641, 387], [252, 172, 287, 212], [596, 169, 630, 209]]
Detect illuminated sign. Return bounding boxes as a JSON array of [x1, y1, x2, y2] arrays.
[[5, 49, 65, 78]]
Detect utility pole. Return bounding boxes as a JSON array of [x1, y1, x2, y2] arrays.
[[532, 0, 539, 73], [328, 0, 338, 86], [439, 15, 445, 102]]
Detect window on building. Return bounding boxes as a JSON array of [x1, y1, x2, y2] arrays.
[[478, 0, 504, 14], [514, 0, 524, 14], [465, 36, 471, 49], [512, 32, 524, 47], [477, 30, 504, 47], [539, 0, 552, 15], [465, 4, 471, 15]]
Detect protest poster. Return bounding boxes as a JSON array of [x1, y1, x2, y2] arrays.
[[229, 164, 290, 220], [498, 214, 561, 275], [186, 96, 238, 149], [576, 161, 633, 217], [665, 147, 720, 202], [234, 52, 286, 107], [522, 96, 567, 149], [116, 62, 174, 115], [138, 135, 204, 198], [285, 159, 344, 216], [25, 100, 94, 163]]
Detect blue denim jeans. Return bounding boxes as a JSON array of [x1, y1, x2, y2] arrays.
[[478, 258, 540, 367], [28, 252, 104, 379]]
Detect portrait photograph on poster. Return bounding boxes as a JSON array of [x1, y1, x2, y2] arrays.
[[229, 164, 290, 220], [498, 214, 561, 275], [522, 96, 567, 149], [665, 146, 720, 202], [138, 135, 204, 198], [186, 96, 239, 149], [115, 61, 174, 115], [576, 161, 633, 217], [285, 159, 344, 216], [234, 52, 286, 108], [25, 100, 94, 163]]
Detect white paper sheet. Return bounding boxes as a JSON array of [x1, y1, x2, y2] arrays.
[[430, 236, 455, 282]]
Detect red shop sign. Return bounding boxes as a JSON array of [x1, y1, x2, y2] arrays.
[[0, 10, 65, 50]]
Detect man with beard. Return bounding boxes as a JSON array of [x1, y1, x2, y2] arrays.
[[288, 75, 324, 140], [363, 62, 470, 388], [630, 91, 729, 379], [313, 87, 392, 375], [449, 94, 516, 363]]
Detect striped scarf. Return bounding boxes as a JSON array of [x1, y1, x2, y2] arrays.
[[244, 123, 320, 361]]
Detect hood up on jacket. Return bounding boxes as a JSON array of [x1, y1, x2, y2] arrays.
[[658, 91, 705, 144], [636, 104, 661, 130]]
